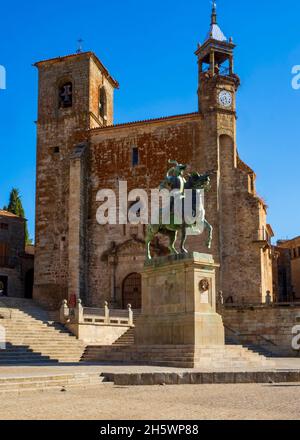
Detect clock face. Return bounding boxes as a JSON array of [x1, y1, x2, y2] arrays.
[[218, 90, 233, 108]]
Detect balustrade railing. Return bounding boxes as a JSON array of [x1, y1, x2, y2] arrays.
[[60, 299, 134, 327]]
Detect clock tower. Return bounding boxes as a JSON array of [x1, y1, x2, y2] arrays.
[[195, 3, 246, 299], [195, 2, 240, 114]]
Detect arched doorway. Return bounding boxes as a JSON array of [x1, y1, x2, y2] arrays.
[[24, 269, 34, 299], [122, 273, 142, 310]]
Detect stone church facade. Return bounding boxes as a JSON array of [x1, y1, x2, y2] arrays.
[[33, 6, 274, 310]]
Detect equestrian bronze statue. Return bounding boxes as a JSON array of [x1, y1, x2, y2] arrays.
[[145, 160, 213, 260]]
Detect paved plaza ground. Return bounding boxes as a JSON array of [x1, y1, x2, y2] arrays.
[[1, 381, 300, 420], [0, 359, 300, 420], [1, 358, 300, 378]]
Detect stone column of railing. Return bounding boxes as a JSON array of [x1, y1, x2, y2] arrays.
[[74, 298, 84, 323], [128, 304, 133, 327], [60, 300, 70, 323], [104, 301, 110, 324]]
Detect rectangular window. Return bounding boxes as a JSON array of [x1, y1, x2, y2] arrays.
[[0, 223, 8, 230], [132, 147, 139, 167]]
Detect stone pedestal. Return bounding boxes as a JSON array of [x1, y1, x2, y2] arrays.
[[135, 253, 224, 346]]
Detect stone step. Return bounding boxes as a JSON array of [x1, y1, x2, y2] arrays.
[[2, 347, 84, 352], [5, 336, 80, 341], [83, 348, 264, 357], [4, 331, 75, 335], [5, 334, 80, 340], [0, 349, 82, 356], [4, 323, 73, 328], [0, 373, 104, 393], [0, 353, 84, 358], [112, 328, 135, 346], [4, 335, 82, 340], [4, 342, 84, 348], [5, 341, 83, 347], [0, 357, 82, 363], [0, 356, 56, 362], [0, 345, 83, 351], [3, 339, 84, 344], [81, 343, 275, 368]]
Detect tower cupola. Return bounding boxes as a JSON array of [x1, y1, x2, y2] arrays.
[[195, 2, 240, 113]]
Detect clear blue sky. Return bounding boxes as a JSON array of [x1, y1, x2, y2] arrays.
[[0, 0, 299, 242]]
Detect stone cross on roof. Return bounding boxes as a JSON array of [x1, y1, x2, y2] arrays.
[[77, 38, 83, 54]]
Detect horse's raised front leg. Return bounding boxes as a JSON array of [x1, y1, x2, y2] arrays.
[[180, 224, 188, 254], [204, 219, 213, 249]]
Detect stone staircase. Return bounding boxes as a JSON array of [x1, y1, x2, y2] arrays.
[[0, 298, 86, 365], [83, 311, 275, 369], [82, 344, 275, 369], [0, 372, 105, 394], [112, 328, 135, 346], [225, 336, 280, 358], [112, 313, 139, 346]]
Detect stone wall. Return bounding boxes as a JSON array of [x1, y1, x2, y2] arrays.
[[33, 52, 117, 309], [88, 114, 205, 307], [223, 305, 300, 356], [87, 110, 272, 307]]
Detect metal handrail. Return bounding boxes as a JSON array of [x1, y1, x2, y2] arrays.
[[224, 324, 278, 347], [225, 302, 300, 308]]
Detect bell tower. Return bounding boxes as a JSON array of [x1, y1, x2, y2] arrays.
[[195, 2, 240, 114], [194, 3, 242, 301], [33, 51, 119, 309]]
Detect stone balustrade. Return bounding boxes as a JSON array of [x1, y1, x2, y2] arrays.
[[59, 299, 134, 344], [60, 299, 134, 327]]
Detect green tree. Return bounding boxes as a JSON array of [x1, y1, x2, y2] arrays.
[[4, 188, 32, 244]]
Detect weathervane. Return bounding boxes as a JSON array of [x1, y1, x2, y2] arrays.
[[76, 38, 83, 54], [210, 0, 217, 24]]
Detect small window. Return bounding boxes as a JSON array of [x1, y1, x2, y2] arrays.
[[0, 223, 8, 231], [99, 87, 107, 120], [59, 82, 73, 108], [132, 147, 139, 167], [53, 146, 60, 154]]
